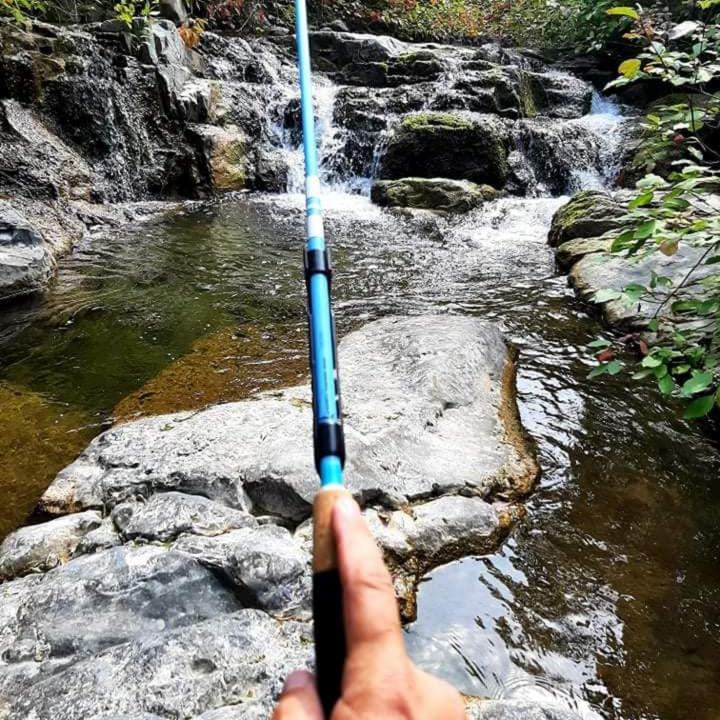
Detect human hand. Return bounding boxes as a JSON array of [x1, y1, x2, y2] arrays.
[[274, 496, 467, 720]]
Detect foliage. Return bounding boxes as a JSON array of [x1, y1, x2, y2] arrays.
[[179, 16, 207, 47], [590, 3, 720, 420], [0, 0, 46, 23]]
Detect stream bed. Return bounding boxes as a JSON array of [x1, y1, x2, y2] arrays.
[[0, 81, 719, 720]]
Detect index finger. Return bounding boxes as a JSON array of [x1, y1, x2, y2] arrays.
[[332, 497, 405, 659]]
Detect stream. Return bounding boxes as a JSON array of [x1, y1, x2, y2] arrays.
[[0, 64, 719, 720]]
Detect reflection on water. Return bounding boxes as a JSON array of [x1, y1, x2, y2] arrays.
[[0, 192, 718, 720]]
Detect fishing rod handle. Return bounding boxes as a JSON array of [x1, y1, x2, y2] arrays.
[[313, 486, 350, 718]]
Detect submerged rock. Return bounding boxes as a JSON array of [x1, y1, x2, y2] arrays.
[[380, 113, 509, 189], [41, 316, 538, 520], [371, 177, 497, 213]]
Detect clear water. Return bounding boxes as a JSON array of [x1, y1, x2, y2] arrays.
[[0, 74, 718, 720]]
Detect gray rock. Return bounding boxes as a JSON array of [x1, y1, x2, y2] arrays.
[[465, 698, 583, 720], [75, 517, 122, 555], [371, 178, 497, 213], [174, 524, 311, 614], [0, 201, 54, 302], [1, 610, 312, 720], [380, 113, 509, 189], [0, 510, 101, 580], [41, 316, 538, 521], [112, 492, 257, 542], [0, 546, 241, 675], [524, 71, 593, 119]]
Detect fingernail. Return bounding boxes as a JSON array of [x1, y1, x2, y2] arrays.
[[283, 670, 313, 694], [335, 495, 360, 521]]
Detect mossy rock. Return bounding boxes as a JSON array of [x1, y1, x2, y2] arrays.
[[380, 112, 509, 189], [548, 191, 625, 247], [371, 177, 497, 214]]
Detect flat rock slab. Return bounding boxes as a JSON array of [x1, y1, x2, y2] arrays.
[[41, 316, 538, 522]]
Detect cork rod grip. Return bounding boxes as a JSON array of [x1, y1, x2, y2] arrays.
[[313, 487, 350, 717]]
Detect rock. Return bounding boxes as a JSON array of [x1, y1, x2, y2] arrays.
[[0, 201, 54, 303], [523, 72, 593, 119], [327, 19, 350, 33], [136, 19, 187, 66], [548, 190, 625, 248], [0, 511, 101, 579], [255, 148, 290, 192], [379, 113, 509, 189], [189, 124, 247, 193], [309, 31, 409, 69], [75, 517, 122, 555], [158, 0, 188, 24], [41, 316, 538, 523], [362, 496, 514, 619], [0, 546, 242, 690], [174, 524, 311, 614], [371, 178, 497, 213], [465, 698, 583, 720], [112, 492, 257, 542], [515, 119, 612, 195], [1, 609, 312, 720], [550, 191, 718, 330], [0, 99, 93, 202]]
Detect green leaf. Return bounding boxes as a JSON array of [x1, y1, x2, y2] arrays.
[[642, 355, 663, 368], [633, 368, 656, 380], [629, 191, 654, 209], [594, 289, 623, 303], [607, 360, 623, 375], [634, 220, 657, 240], [684, 394, 717, 419], [619, 58, 642, 78], [588, 338, 612, 349], [658, 374, 675, 394], [607, 6, 639, 20], [682, 372, 713, 396], [588, 364, 610, 379]]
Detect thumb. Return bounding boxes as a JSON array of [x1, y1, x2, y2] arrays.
[[273, 671, 324, 720]]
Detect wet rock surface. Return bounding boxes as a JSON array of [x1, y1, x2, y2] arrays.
[[371, 177, 497, 213], [379, 113, 509, 188]]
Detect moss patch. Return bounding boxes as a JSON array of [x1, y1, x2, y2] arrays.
[[401, 112, 474, 131]]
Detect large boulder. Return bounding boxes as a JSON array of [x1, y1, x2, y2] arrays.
[[548, 190, 625, 248], [379, 113, 509, 189], [371, 177, 497, 213], [40, 316, 538, 521], [0, 201, 54, 303]]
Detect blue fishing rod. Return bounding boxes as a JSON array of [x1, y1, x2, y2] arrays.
[[295, 0, 348, 715]]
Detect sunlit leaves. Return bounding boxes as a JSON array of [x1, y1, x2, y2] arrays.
[[606, 6, 639, 20]]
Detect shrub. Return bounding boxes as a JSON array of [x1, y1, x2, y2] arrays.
[[589, 3, 720, 420]]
